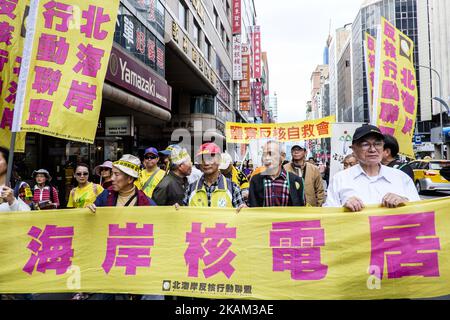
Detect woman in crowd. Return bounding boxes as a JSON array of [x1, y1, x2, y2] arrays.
[[67, 163, 104, 208], [31, 169, 59, 210], [94, 160, 113, 189]]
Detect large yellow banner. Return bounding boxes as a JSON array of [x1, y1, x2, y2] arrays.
[[0, 0, 28, 152], [1, 197, 450, 300], [13, 0, 119, 144], [373, 17, 418, 158], [226, 116, 335, 144]]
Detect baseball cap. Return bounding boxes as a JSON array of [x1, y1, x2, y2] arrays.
[[291, 141, 306, 151], [196, 143, 221, 157], [352, 124, 384, 143], [144, 147, 159, 157], [159, 144, 179, 157]]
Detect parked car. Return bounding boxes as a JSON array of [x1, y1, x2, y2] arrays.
[[409, 160, 450, 193]]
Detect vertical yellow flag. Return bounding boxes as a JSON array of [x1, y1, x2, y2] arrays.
[[364, 32, 376, 123], [373, 17, 418, 158], [15, 0, 120, 144], [0, 1, 27, 152]]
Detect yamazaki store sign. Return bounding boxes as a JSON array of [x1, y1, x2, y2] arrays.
[[106, 45, 172, 111]]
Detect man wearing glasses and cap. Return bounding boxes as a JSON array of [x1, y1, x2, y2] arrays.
[[324, 124, 420, 211], [180, 143, 246, 211], [135, 147, 166, 198], [284, 142, 324, 207]]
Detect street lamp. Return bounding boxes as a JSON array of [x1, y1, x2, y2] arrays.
[[417, 64, 448, 159]]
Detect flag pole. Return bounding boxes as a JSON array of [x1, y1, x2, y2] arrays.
[[6, 132, 16, 187]]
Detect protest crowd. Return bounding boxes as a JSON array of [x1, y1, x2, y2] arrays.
[[2, 123, 445, 300]]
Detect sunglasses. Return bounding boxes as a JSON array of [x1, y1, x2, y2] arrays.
[[145, 155, 158, 160], [76, 172, 89, 176]]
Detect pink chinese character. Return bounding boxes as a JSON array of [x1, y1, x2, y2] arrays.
[[0, 78, 2, 95], [147, 38, 155, 62], [26, 99, 53, 127], [270, 221, 328, 281], [63, 80, 97, 113], [379, 103, 399, 124], [0, 0, 17, 19], [80, 5, 110, 40], [136, 29, 145, 54], [37, 33, 69, 65], [102, 223, 154, 275], [383, 20, 396, 42], [383, 60, 397, 80], [13, 56, 21, 75], [184, 223, 237, 279], [402, 117, 413, 135], [379, 126, 395, 136], [5, 80, 16, 103], [401, 68, 416, 91], [157, 46, 164, 70], [369, 212, 440, 279], [370, 71, 375, 87], [401, 90, 416, 115], [384, 39, 396, 59], [0, 21, 14, 45], [369, 54, 375, 69], [381, 80, 399, 101], [0, 49, 8, 72], [73, 44, 104, 78], [367, 36, 375, 51], [43, 0, 73, 32], [32, 66, 62, 95], [0, 107, 12, 129], [23, 225, 74, 275]]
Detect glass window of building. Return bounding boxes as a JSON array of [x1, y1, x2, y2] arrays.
[[204, 38, 211, 62], [214, 8, 219, 30], [179, 1, 188, 31], [193, 20, 201, 49]]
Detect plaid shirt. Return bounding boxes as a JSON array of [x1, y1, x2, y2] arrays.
[[183, 174, 245, 208], [263, 168, 291, 207]]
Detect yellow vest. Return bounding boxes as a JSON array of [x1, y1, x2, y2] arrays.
[[188, 175, 233, 208]]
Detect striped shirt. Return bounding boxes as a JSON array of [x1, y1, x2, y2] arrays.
[[32, 185, 60, 209]]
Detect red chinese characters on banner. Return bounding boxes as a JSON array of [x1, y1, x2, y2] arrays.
[[232, 0, 241, 35], [184, 223, 237, 279], [102, 223, 154, 275], [369, 212, 441, 279], [23, 225, 74, 275], [252, 26, 261, 79], [270, 221, 328, 280]]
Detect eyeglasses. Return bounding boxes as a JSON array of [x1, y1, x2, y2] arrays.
[[76, 172, 89, 176], [358, 141, 384, 151], [144, 155, 158, 160]]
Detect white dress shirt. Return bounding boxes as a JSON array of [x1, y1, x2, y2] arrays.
[[0, 198, 31, 212], [324, 164, 420, 207]]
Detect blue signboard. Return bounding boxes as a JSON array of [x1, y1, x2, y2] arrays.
[[444, 127, 450, 143]]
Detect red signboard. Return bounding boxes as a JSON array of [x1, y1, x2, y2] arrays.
[[253, 82, 262, 117], [252, 26, 261, 79], [232, 0, 242, 35], [239, 43, 251, 107]]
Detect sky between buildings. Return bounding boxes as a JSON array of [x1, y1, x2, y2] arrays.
[[255, 0, 362, 123]]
